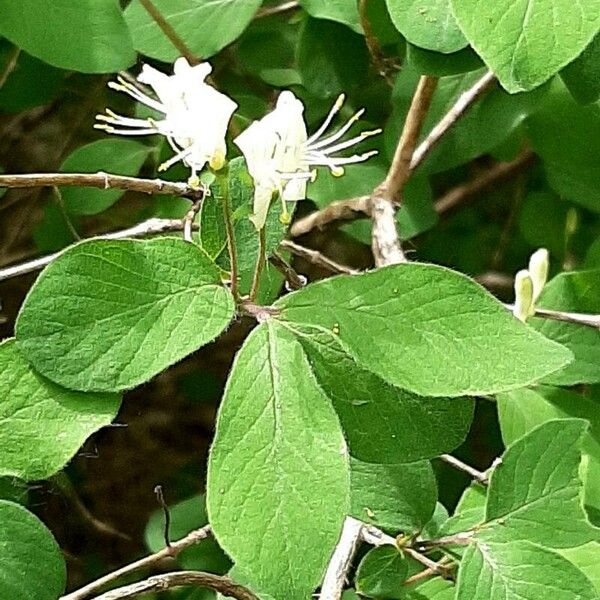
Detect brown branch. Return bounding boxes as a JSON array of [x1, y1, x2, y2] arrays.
[[138, 0, 200, 65], [183, 197, 205, 243], [370, 75, 438, 266], [280, 240, 358, 275], [434, 149, 535, 215], [60, 526, 211, 600], [269, 252, 307, 291], [90, 571, 258, 600], [290, 71, 497, 237], [403, 557, 454, 586], [439, 454, 489, 485], [0, 172, 202, 199], [255, 0, 299, 18]]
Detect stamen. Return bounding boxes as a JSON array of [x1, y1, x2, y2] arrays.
[[109, 78, 165, 113], [305, 93, 346, 145], [306, 108, 366, 151], [96, 112, 154, 128], [305, 150, 379, 169], [158, 146, 194, 171], [315, 128, 382, 155], [94, 123, 158, 136]]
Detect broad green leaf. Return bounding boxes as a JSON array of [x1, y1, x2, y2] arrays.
[[355, 546, 408, 598], [0, 339, 120, 480], [16, 238, 234, 392], [559, 542, 600, 594], [300, 0, 361, 32], [526, 88, 600, 212], [351, 458, 437, 533], [422, 502, 450, 538], [561, 32, 600, 104], [289, 324, 474, 462], [124, 0, 262, 62], [275, 264, 572, 397], [450, 0, 600, 92], [486, 419, 597, 548], [406, 578, 455, 599], [531, 270, 600, 385], [0, 500, 66, 600], [298, 17, 369, 98], [59, 140, 152, 216], [456, 537, 597, 600], [385, 0, 467, 54], [0, 0, 135, 72], [440, 483, 486, 537], [406, 44, 483, 77], [207, 322, 350, 600], [145, 495, 230, 574], [387, 67, 546, 174]]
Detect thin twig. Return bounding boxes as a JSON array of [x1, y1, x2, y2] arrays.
[[439, 454, 489, 485], [255, 0, 299, 18], [280, 240, 358, 275], [511, 305, 600, 330], [434, 149, 535, 215], [183, 196, 205, 243], [269, 252, 307, 291], [0, 218, 189, 281], [319, 517, 365, 600], [153, 485, 172, 548], [403, 557, 454, 586], [60, 526, 212, 600], [90, 571, 258, 600], [370, 75, 438, 266], [290, 71, 497, 237], [0, 46, 21, 89], [249, 228, 267, 301], [0, 172, 202, 199], [138, 0, 200, 65]]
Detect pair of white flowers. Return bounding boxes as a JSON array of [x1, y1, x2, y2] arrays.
[[513, 248, 549, 322], [95, 58, 380, 229]]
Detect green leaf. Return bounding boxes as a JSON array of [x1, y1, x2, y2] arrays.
[[486, 419, 597, 548], [387, 67, 546, 174], [351, 458, 437, 533], [450, 0, 600, 93], [207, 322, 350, 600], [59, 140, 152, 216], [355, 546, 408, 598], [406, 578, 455, 599], [385, 0, 467, 54], [0, 500, 66, 600], [289, 324, 474, 462], [16, 238, 234, 392], [559, 542, 600, 594], [0, 339, 120, 480], [456, 537, 597, 600], [274, 264, 572, 397], [298, 17, 369, 98], [406, 44, 483, 77], [299, 0, 361, 32], [145, 495, 230, 574], [124, 0, 262, 63], [0, 0, 135, 73], [526, 87, 600, 212], [531, 270, 600, 385], [561, 31, 600, 104]]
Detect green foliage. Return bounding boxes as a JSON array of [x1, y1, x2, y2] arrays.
[[0, 500, 66, 600], [299, 0, 361, 32], [355, 546, 408, 598], [59, 140, 152, 215], [385, 0, 467, 54], [207, 322, 350, 600], [0, 339, 120, 480], [450, 0, 600, 92], [124, 0, 263, 62], [0, 0, 135, 72], [561, 32, 600, 104], [15, 238, 234, 392], [276, 264, 571, 396]]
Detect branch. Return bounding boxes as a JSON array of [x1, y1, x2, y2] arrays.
[[0, 172, 203, 199], [290, 71, 497, 237], [269, 252, 307, 291], [255, 0, 299, 18], [138, 0, 200, 65], [279, 240, 358, 275], [370, 75, 438, 266], [90, 571, 258, 600], [183, 197, 204, 243], [60, 526, 211, 600], [439, 454, 489, 486], [434, 149, 535, 215]]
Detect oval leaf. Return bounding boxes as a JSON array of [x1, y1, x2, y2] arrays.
[[16, 238, 235, 392], [0, 500, 66, 600], [0, 0, 135, 73], [355, 546, 408, 598], [207, 322, 350, 600], [275, 263, 572, 397], [450, 0, 600, 92], [0, 339, 120, 480]]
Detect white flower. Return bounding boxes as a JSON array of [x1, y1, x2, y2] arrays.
[[234, 90, 381, 229], [95, 58, 237, 184], [512, 248, 549, 322]]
